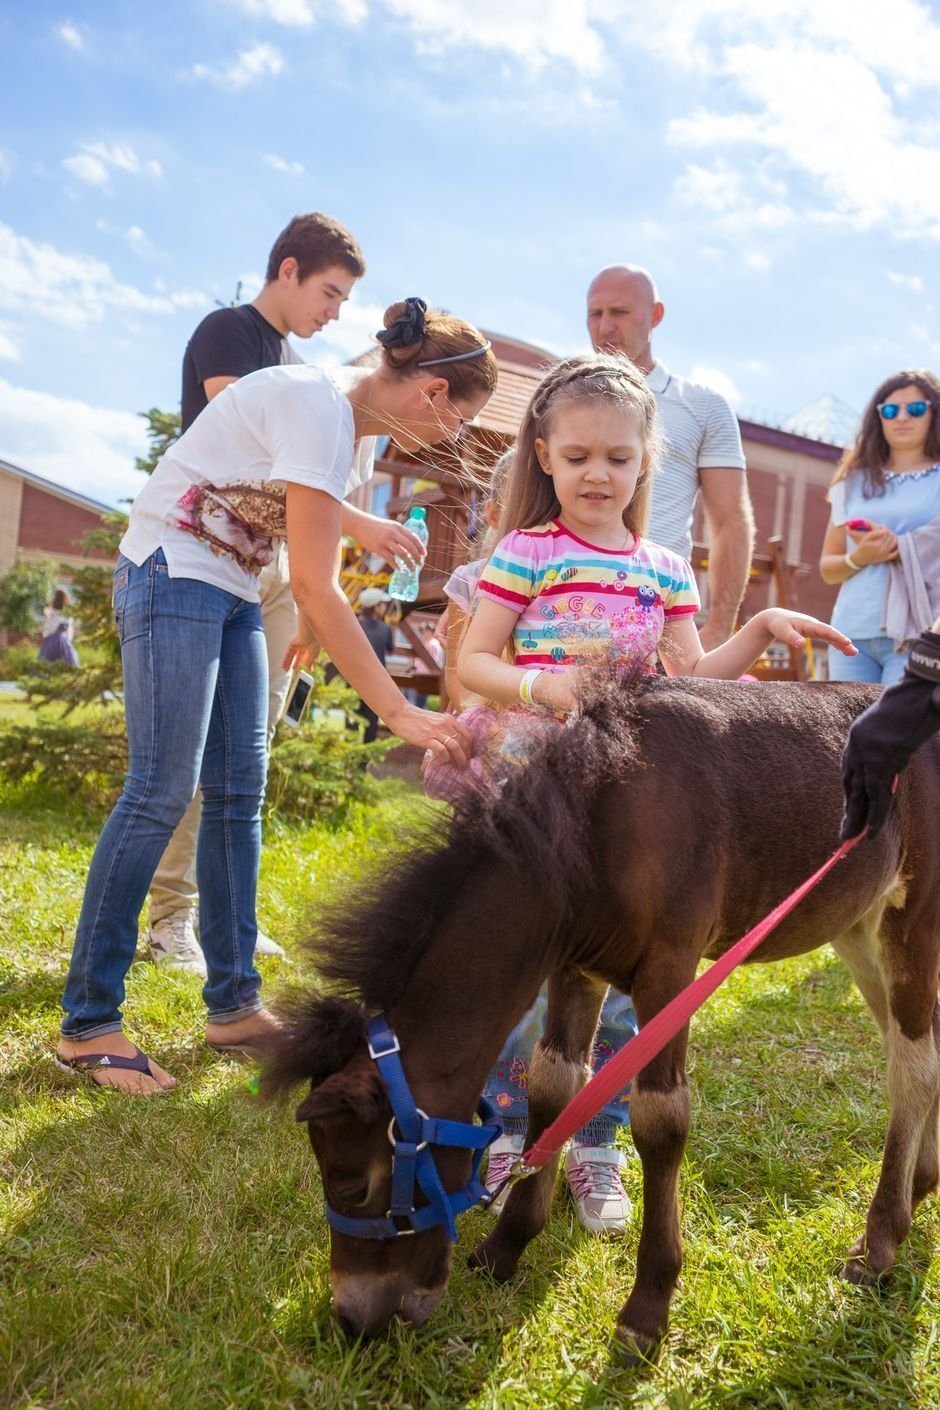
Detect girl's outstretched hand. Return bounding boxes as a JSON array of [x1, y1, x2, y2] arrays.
[[762, 610, 858, 658]]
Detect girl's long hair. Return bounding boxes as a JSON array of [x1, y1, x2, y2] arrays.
[[500, 354, 660, 538], [832, 368, 940, 496]]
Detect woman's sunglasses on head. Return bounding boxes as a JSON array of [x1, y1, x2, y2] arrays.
[[877, 400, 931, 420]]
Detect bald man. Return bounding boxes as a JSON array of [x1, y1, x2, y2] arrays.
[[587, 265, 754, 650]]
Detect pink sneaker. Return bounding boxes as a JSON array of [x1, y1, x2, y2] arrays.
[[483, 1132, 525, 1214], [564, 1144, 631, 1233]]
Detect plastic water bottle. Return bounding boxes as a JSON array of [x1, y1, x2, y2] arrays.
[[387, 507, 428, 602]]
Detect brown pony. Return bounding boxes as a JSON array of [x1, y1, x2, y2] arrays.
[[263, 677, 940, 1357]]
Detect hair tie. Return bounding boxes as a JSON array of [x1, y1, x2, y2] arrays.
[[376, 296, 427, 350]]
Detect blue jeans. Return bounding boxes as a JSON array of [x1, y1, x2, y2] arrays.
[[484, 986, 637, 1147], [828, 635, 909, 686], [61, 551, 268, 1038]]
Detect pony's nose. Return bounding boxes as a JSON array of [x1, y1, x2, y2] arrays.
[[332, 1274, 446, 1337]]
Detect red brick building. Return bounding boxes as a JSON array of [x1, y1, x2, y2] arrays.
[[0, 457, 115, 579]]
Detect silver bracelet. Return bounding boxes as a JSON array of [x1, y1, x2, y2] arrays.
[[844, 550, 862, 572]]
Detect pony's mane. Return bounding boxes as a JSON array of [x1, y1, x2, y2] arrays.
[[264, 672, 652, 1095]]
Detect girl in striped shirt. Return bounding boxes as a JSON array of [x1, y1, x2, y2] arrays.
[[450, 353, 856, 1233]]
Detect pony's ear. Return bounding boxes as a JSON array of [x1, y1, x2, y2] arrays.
[[295, 1054, 385, 1125]]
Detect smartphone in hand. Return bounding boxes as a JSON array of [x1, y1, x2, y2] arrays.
[[846, 518, 872, 532], [281, 670, 313, 728]]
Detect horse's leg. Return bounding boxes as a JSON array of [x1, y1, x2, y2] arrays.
[[468, 969, 606, 1283], [612, 962, 693, 1363], [836, 915, 940, 1285]]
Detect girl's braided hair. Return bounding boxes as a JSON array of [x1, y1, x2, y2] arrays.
[[501, 353, 660, 539]]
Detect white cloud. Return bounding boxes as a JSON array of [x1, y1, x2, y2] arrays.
[[887, 270, 925, 293], [264, 153, 305, 176], [383, 0, 606, 73], [744, 250, 771, 271], [0, 378, 149, 507], [62, 142, 163, 188], [0, 222, 208, 330], [674, 162, 795, 229], [0, 327, 21, 361], [55, 21, 84, 51], [689, 365, 742, 404], [63, 151, 109, 186], [189, 42, 284, 89], [231, 0, 375, 23], [658, 6, 940, 240]]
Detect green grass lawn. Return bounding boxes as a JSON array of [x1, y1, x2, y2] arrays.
[[1, 704, 938, 1409]]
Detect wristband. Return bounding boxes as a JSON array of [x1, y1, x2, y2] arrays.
[[844, 550, 862, 572], [519, 668, 543, 707], [906, 631, 940, 686]]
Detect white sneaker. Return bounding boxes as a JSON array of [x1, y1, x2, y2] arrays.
[[148, 912, 207, 978], [483, 1132, 526, 1214], [564, 1144, 632, 1233], [254, 928, 285, 958]]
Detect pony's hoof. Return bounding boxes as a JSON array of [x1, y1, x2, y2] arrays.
[[467, 1238, 519, 1284], [840, 1239, 890, 1289], [612, 1322, 662, 1366], [840, 1255, 888, 1289]]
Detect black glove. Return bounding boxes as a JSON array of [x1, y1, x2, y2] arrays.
[[841, 630, 940, 840]]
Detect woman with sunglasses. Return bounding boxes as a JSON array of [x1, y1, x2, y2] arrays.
[[820, 369, 940, 684]]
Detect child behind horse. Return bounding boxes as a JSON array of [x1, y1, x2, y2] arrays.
[[444, 353, 856, 1231]]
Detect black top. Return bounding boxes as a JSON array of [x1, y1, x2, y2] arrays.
[[359, 615, 394, 667], [180, 304, 299, 431]]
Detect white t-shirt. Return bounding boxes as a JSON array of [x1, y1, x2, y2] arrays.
[[646, 362, 747, 559], [121, 364, 376, 601]]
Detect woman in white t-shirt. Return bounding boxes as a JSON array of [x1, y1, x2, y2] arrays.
[[56, 298, 497, 1093]]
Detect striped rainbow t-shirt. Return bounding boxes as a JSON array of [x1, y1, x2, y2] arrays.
[[476, 519, 700, 672]]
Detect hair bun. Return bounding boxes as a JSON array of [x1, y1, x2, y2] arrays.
[[376, 297, 427, 350]]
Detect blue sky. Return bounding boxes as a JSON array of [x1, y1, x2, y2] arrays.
[[1, 0, 938, 506]]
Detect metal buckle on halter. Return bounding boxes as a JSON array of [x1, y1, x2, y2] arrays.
[[477, 1155, 538, 1208], [387, 1108, 429, 1152], [382, 1213, 417, 1234], [368, 1030, 401, 1060]]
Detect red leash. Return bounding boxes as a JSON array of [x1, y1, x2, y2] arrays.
[[520, 834, 862, 1172]]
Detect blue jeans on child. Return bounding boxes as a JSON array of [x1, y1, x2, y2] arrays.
[[484, 986, 637, 1146], [61, 550, 268, 1039], [828, 634, 910, 686]]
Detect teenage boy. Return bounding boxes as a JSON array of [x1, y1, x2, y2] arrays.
[[150, 213, 424, 972]]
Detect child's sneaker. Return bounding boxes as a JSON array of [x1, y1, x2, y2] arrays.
[[148, 912, 207, 977], [564, 1144, 631, 1233], [483, 1132, 526, 1214]]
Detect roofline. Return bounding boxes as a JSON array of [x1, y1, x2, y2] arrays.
[[0, 456, 116, 517], [738, 419, 843, 462]]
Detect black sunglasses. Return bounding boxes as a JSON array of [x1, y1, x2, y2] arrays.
[[877, 400, 930, 420]]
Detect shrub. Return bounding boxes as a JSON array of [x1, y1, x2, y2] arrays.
[[0, 561, 58, 637], [266, 666, 394, 825], [0, 642, 39, 682]]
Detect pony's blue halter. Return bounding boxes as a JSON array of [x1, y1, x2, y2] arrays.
[[324, 1013, 502, 1242]]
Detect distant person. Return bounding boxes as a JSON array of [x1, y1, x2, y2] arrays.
[[820, 369, 940, 685], [149, 214, 426, 976], [55, 297, 494, 1093], [355, 587, 394, 742], [38, 588, 79, 667], [586, 264, 753, 648]]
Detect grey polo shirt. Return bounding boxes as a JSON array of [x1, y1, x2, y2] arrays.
[[646, 361, 747, 559]]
